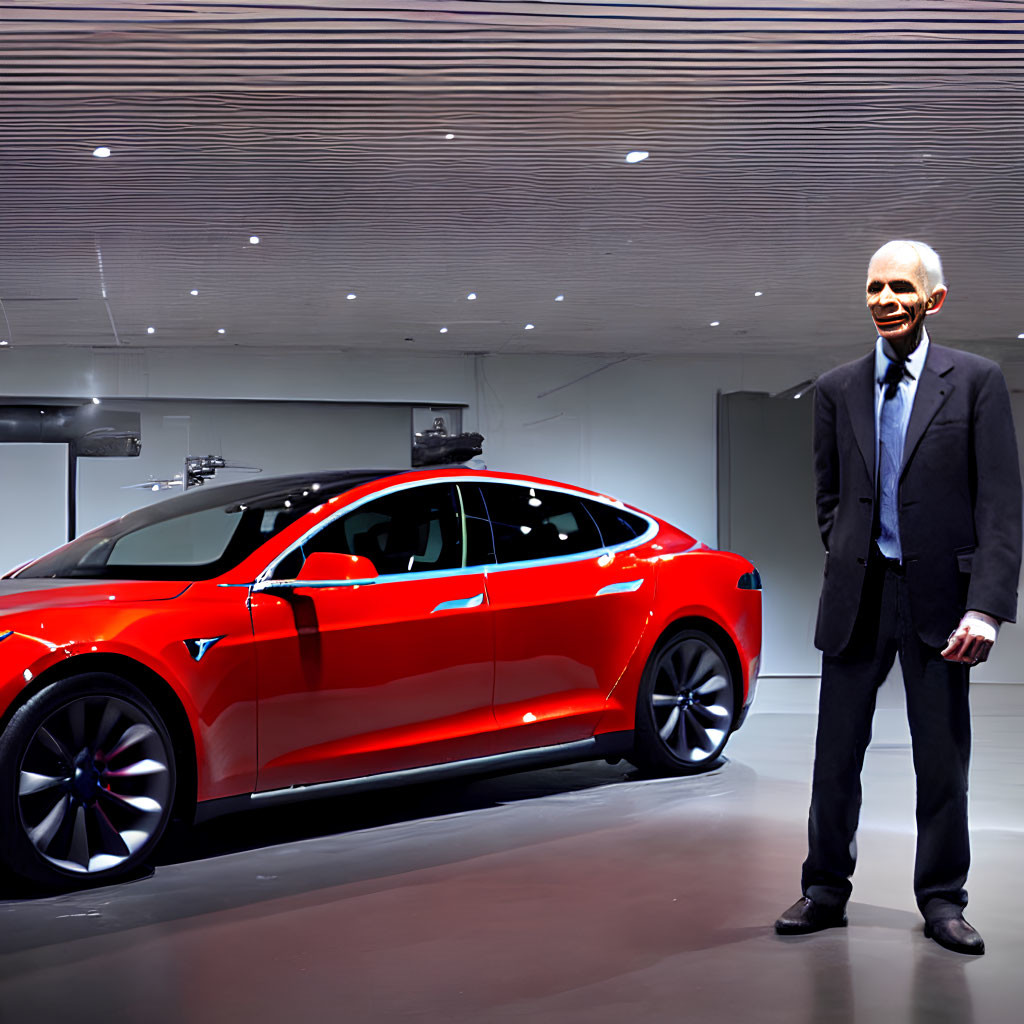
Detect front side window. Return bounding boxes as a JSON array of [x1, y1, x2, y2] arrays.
[[279, 483, 464, 577], [478, 483, 603, 563]]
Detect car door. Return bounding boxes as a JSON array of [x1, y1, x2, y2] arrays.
[[475, 481, 656, 749], [249, 481, 496, 791]]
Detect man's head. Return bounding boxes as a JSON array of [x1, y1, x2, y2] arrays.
[[866, 240, 948, 358]]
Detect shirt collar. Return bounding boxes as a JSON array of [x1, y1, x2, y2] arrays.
[[875, 328, 929, 384]]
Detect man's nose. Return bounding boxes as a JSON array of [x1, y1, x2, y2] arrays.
[[877, 284, 899, 305]]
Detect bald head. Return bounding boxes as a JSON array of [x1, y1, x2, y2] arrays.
[[866, 240, 948, 357], [869, 240, 945, 294]]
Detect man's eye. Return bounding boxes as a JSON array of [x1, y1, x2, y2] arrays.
[[867, 282, 883, 293]]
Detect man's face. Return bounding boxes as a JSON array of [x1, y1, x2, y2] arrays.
[[866, 247, 940, 354]]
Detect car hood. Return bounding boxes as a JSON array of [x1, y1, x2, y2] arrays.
[[0, 578, 191, 615]]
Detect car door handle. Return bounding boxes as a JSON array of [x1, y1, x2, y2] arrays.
[[596, 579, 644, 596], [432, 593, 485, 613]]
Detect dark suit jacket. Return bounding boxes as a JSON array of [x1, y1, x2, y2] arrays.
[[813, 342, 1023, 655]]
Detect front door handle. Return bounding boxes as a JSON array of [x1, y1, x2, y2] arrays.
[[432, 593, 485, 613]]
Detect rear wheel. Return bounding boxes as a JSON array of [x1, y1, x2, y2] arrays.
[[630, 629, 737, 775], [0, 673, 176, 888]]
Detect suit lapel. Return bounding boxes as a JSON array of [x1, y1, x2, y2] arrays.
[[842, 352, 877, 481], [901, 344, 955, 479]]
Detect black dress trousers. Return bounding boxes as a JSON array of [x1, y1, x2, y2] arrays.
[[801, 553, 972, 919]]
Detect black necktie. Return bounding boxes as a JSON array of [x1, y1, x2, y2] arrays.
[[882, 359, 906, 401]]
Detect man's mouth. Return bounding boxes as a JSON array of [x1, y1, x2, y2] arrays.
[[874, 313, 909, 330]]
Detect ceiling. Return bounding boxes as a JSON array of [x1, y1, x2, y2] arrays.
[[2, 0, 1024, 364]]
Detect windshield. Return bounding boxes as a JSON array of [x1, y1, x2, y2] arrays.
[[16, 470, 401, 581]]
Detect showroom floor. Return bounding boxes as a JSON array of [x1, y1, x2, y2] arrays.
[[1, 680, 1022, 1024]]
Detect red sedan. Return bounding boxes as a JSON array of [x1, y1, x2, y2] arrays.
[[0, 468, 761, 887]]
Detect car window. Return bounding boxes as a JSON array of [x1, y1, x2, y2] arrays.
[[580, 498, 649, 547], [281, 483, 464, 577], [456, 484, 497, 567], [478, 483, 603, 563]]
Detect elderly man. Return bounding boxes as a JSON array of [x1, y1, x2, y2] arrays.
[[775, 240, 1022, 954]]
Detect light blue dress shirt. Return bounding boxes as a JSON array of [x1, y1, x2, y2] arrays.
[[874, 329, 929, 561]]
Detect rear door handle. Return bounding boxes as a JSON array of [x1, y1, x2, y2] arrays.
[[596, 579, 644, 597], [432, 593, 485, 613]]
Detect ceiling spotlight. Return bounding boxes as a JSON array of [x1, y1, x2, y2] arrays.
[[92, 146, 111, 158], [346, 293, 357, 300], [625, 151, 650, 163], [439, 327, 448, 334], [91, 397, 101, 405], [147, 326, 155, 334], [445, 133, 455, 140], [0, 340, 8, 347], [217, 328, 226, 334], [249, 235, 260, 245], [709, 321, 720, 327], [190, 289, 199, 296], [555, 295, 564, 302], [1019, 333, 1024, 340], [524, 323, 535, 330], [467, 292, 477, 300], [754, 291, 763, 297]]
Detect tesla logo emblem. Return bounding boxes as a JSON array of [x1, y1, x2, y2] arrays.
[[183, 636, 226, 662]]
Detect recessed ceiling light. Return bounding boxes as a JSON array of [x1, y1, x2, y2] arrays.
[[346, 293, 357, 300], [524, 323, 535, 330], [0, 340, 8, 347], [445, 133, 455, 140], [625, 151, 650, 163], [754, 291, 763, 297], [439, 327, 448, 334], [217, 328, 226, 334], [249, 235, 260, 244], [91, 397, 101, 405], [190, 289, 199, 296], [467, 292, 477, 300], [92, 146, 111, 158], [1019, 333, 1024, 339], [709, 321, 720, 327], [555, 295, 564, 302], [147, 326, 155, 334]]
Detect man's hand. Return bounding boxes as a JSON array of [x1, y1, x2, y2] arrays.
[[941, 611, 1000, 665]]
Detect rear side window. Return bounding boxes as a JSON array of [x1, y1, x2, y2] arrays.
[[280, 483, 463, 577], [478, 483, 603, 563], [581, 498, 649, 547]]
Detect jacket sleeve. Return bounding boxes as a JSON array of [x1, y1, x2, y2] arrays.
[[966, 363, 1023, 622], [813, 378, 839, 551]]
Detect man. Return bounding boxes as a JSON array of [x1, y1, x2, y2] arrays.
[[775, 240, 1022, 954]]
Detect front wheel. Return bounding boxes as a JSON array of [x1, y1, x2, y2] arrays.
[[0, 673, 176, 889], [630, 629, 737, 775]]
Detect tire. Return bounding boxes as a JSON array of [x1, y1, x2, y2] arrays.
[[0, 673, 176, 889], [630, 628, 738, 776]]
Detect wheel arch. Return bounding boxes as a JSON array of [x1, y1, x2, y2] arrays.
[[649, 614, 746, 721], [0, 652, 198, 825]]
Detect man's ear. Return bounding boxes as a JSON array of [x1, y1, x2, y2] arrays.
[[925, 286, 948, 315]]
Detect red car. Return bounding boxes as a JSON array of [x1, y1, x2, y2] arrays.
[[0, 468, 761, 887]]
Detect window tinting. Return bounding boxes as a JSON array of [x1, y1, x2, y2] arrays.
[[283, 483, 463, 577], [479, 483, 602, 563], [581, 498, 649, 547], [17, 470, 399, 580]]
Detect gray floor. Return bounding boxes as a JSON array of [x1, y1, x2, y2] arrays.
[[1, 679, 1022, 1024]]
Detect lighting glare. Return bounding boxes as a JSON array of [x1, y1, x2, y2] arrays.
[[710, 321, 720, 327], [147, 327, 155, 334], [0, 340, 9, 347], [347, 293, 357, 300], [439, 327, 448, 334], [524, 323, 535, 330], [92, 147, 111, 158], [555, 295, 564, 301], [445, 133, 455, 140], [91, 397, 101, 405], [467, 292, 477, 300], [523, 712, 538, 723], [625, 151, 650, 163], [190, 289, 199, 296], [249, 235, 260, 244], [217, 328, 226, 334]]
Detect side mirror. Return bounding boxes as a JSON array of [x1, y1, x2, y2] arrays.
[[254, 551, 379, 591], [296, 552, 378, 583]]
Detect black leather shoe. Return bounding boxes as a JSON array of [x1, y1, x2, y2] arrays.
[[775, 896, 848, 935], [924, 916, 985, 955]]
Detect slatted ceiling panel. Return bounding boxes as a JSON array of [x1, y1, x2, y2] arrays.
[[1, 3, 1024, 362]]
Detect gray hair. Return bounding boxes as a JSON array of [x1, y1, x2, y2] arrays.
[[870, 240, 945, 293]]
